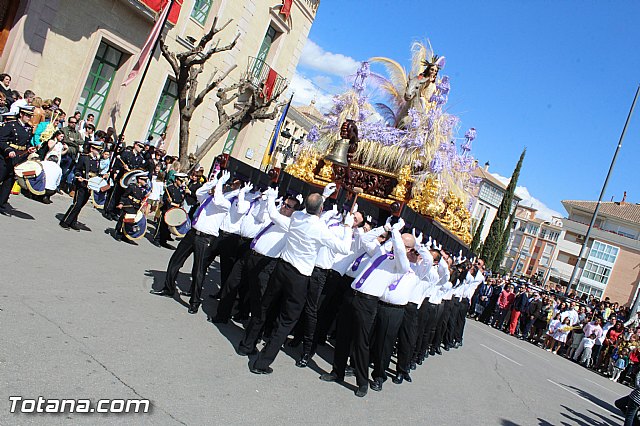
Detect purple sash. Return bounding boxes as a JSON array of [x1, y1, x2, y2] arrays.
[[250, 222, 274, 249], [351, 252, 368, 272], [388, 271, 414, 291], [191, 194, 214, 227], [354, 253, 394, 289]]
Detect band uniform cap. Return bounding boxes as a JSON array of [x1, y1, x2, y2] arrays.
[[174, 173, 188, 179], [19, 106, 35, 115], [87, 140, 104, 148], [134, 171, 149, 180], [134, 140, 145, 147], [1, 112, 17, 121]]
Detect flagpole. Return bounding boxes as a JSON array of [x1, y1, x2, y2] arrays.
[[261, 94, 293, 171], [119, 0, 174, 142]]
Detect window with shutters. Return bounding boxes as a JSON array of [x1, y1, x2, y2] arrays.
[[147, 78, 178, 140], [76, 42, 124, 123], [191, 0, 212, 25]]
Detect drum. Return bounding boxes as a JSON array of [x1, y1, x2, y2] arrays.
[[169, 216, 191, 237], [120, 169, 146, 188], [164, 207, 188, 227], [123, 210, 147, 241], [87, 176, 110, 192], [90, 190, 107, 209], [15, 160, 46, 196]]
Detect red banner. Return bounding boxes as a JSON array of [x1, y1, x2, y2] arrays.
[[280, 0, 292, 20], [262, 68, 278, 101], [140, 0, 182, 25]]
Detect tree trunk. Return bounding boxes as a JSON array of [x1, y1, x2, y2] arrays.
[[192, 118, 238, 163], [178, 112, 190, 168]]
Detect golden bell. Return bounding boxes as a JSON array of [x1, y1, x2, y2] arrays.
[[324, 140, 349, 167]]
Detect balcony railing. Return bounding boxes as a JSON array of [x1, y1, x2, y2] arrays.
[[245, 56, 287, 102]]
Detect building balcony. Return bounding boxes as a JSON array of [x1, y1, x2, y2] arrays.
[[243, 56, 288, 103]]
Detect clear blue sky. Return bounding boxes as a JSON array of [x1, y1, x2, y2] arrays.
[[293, 0, 640, 218]]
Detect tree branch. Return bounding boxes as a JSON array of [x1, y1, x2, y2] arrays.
[[159, 37, 179, 77], [193, 64, 237, 110], [190, 33, 240, 66]]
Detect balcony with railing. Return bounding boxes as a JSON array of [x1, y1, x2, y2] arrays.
[[244, 56, 288, 102]]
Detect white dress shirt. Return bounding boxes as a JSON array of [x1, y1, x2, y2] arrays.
[[268, 197, 352, 276], [561, 309, 580, 326], [220, 187, 251, 234], [251, 221, 288, 258], [192, 179, 238, 237], [426, 258, 452, 305], [381, 268, 419, 306], [315, 221, 349, 269], [350, 229, 411, 298], [240, 195, 268, 238], [463, 270, 485, 299], [333, 226, 386, 278]]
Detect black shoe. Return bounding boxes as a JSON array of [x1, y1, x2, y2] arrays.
[[296, 353, 310, 368], [69, 223, 81, 231], [42, 197, 52, 204], [152, 240, 161, 247], [369, 378, 384, 392], [209, 316, 229, 324], [404, 373, 412, 383], [319, 372, 343, 383], [416, 358, 423, 365], [149, 289, 174, 297], [236, 346, 257, 356], [210, 291, 221, 300], [392, 374, 404, 385], [429, 347, 436, 356], [345, 366, 356, 377], [59, 221, 70, 229], [355, 385, 368, 398], [188, 305, 199, 314], [179, 289, 192, 297], [232, 314, 249, 322], [287, 338, 302, 348], [409, 361, 417, 370], [434, 347, 442, 355], [249, 365, 273, 375], [443, 345, 451, 351]]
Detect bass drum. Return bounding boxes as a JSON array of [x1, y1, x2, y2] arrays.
[[15, 160, 46, 196], [123, 210, 147, 241], [164, 207, 188, 227], [169, 216, 191, 237]]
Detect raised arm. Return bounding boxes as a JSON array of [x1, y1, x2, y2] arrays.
[[265, 187, 291, 230], [318, 214, 353, 255], [236, 182, 253, 214]]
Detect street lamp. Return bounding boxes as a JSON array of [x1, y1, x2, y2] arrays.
[[281, 133, 304, 166]]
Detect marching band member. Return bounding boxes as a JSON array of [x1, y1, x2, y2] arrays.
[[0, 106, 35, 215], [104, 140, 146, 220], [113, 171, 149, 242], [59, 140, 102, 230], [153, 172, 187, 248]]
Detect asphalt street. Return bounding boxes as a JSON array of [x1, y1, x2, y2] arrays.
[[0, 194, 631, 425]]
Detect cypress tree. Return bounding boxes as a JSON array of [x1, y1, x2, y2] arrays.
[[481, 148, 526, 269], [470, 211, 486, 254], [491, 206, 518, 271]]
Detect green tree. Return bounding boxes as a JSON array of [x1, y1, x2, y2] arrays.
[[481, 148, 526, 268], [491, 206, 517, 271], [470, 211, 486, 254]]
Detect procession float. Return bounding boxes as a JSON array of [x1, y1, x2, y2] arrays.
[[284, 42, 481, 247]]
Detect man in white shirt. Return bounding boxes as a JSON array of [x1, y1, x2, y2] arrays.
[[295, 193, 365, 368], [560, 302, 580, 326], [207, 178, 252, 295], [320, 218, 411, 398], [150, 171, 237, 314], [424, 253, 453, 356], [370, 238, 420, 392], [40, 155, 62, 203], [241, 188, 353, 375], [394, 232, 438, 384], [312, 221, 389, 352], [212, 194, 299, 324], [452, 259, 485, 349]]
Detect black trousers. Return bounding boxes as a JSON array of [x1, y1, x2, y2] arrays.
[[104, 181, 124, 216], [331, 291, 379, 387], [396, 302, 419, 375], [61, 185, 90, 226], [250, 260, 310, 370], [206, 231, 242, 290], [454, 298, 470, 344], [0, 157, 15, 207], [216, 249, 252, 320], [413, 298, 432, 359], [433, 300, 452, 348], [442, 299, 456, 348], [159, 229, 219, 306], [153, 210, 171, 243], [371, 302, 405, 380], [314, 272, 352, 347], [296, 266, 329, 355]]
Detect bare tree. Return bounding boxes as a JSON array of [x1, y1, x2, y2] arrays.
[[160, 17, 288, 169]]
